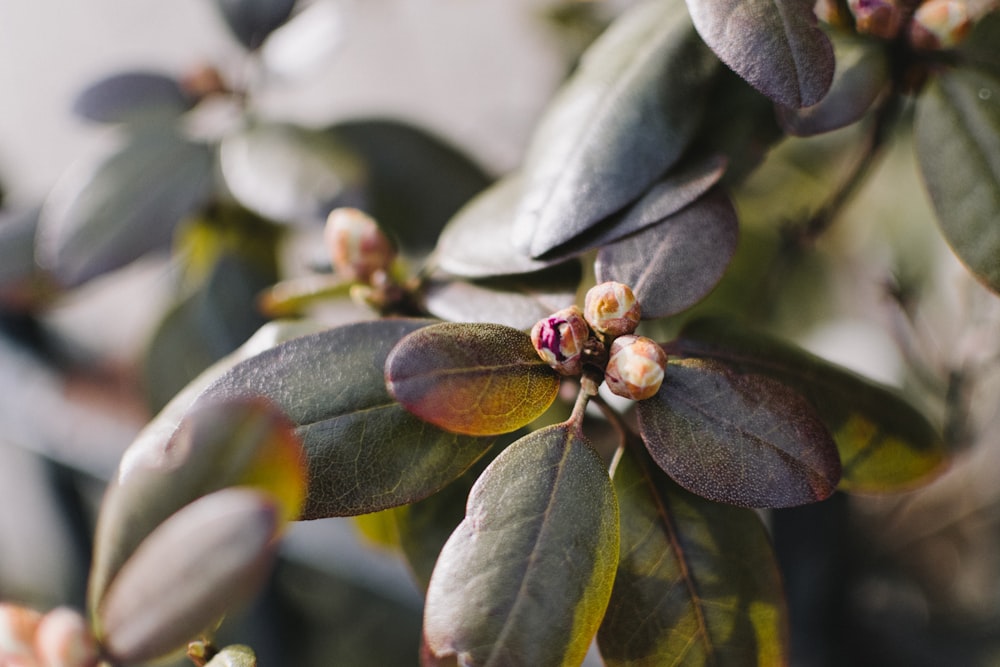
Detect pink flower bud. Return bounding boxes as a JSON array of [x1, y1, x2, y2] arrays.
[[604, 335, 667, 401], [324, 208, 396, 282], [530, 306, 591, 375], [584, 282, 641, 337], [33, 608, 98, 667], [909, 0, 971, 49], [848, 0, 906, 38]]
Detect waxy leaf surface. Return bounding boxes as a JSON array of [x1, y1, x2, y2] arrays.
[[422, 424, 619, 667], [386, 322, 560, 436], [98, 489, 280, 664], [916, 68, 1000, 294], [672, 318, 946, 491], [72, 71, 194, 124], [596, 190, 738, 319], [685, 0, 834, 108], [599, 446, 788, 666], [515, 0, 717, 257], [638, 358, 841, 508], [213, 0, 297, 50]]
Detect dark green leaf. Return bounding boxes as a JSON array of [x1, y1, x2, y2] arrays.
[[72, 71, 194, 124], [638, 357, 841, 508], [915, 67, 1000, 294], [213, 0, 296, 50], [219, 122, 363, 225], [36, 130, 213, 287], [328, 119, 491, 254], [422, 263, 580, 330], [596, 189, 738, 319], [959, 11, 1000, 78], [599, 445, 788, 666], [98, 488, 279, 664], [671, 318, 946, 492], [422, 424, 619, 667], [515, 0, 718, 257], [386, 322, 560, 436], [779, 34, 890, 136], [685, 0, 834, 108], [0, 207, 41, 289]]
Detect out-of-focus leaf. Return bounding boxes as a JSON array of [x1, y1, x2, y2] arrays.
[[915, 67, 1000, 294], [36, 130, 213, 287], [779, 34, 890, 136], [599, 445, 788, 666], [515, 0, 718, 258], [959, 11, 1000, 78], [0, 208, 41, 289], [329, 119, 491, 254], [638, 358, 841, 508], [422, 424, 619, 667], [386, 322, 560, 436], [205, 644, 257, 667], [422, 263, 580, 330], [671, 318, 946, 492], [97, 488, 280, 664], [72, 71, 194, 124], [219, 122, 363, 225], [595, 189, 738, 319], [89, 398, 306, 617], [188, 320, 496, 518], [213, 0, 296, 50], [261, 0, 343, 78], [685, 0, 834, 108]]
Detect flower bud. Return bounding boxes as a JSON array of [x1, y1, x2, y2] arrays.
[[530, 306, 591, 375], [848, 0, 906, 39], [324, 207, 396, 282], [584, 282, 641, 337], [0, 603, 43, 665], [33, 608, 98, 667], [604, 335, 667, 401], [908, 0, 971, 50]]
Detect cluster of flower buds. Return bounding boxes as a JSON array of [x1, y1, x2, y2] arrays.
[[0, 603, 98, 667], [840, 0, 975, 49], [530, 281, 668, 401], [324, 207, 397, 283]]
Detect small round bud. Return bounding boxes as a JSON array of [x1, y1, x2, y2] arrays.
[[531, 306, 591, 375], [34, 608, 98, 667], [324, 207, 396, 282], [584, 282, 641, 337], [848, 0, 906, 39], [908, 0, 971, 50], [604, 335, 667, 401]]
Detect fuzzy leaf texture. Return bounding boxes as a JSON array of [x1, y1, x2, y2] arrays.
[[685, 0, 834, 108], [386, 322, 560, 436], [599, 446, 788, 666], [422, 424, 619, 667], [671, 318, 946, 491]]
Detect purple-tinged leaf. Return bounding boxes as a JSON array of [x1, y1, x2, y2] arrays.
[[213, 0, 297, 50], [72, 71, 194, 125]]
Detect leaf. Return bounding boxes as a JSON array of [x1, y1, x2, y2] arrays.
[[958, 11, 1000, 79], [685, 0, 834, 108], [421, 263, 580, 330], [72, 71, 194, 124], [386, 322, 560, 436], [0, 207, 41, 289], [915, 67, 1000, 294], [89, 398, 306, 617], [598, 445, 788, 666], [671, 318, 946, 492], [328, 119, 492, 254], [595, 189, 738, 319], [193, 319, 496, 518], [36, 129, 214, 287], [638, 357, 841, 508], [219, 122, 363, 225], [97, 488, 280, 664], [515, 0, 718, 257], [422, 424, 619, 667], [213, 0, 297, 50], [779, 33, 890, 136]]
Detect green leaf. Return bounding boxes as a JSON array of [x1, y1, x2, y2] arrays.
[[97, 488, 280, 664], [0, 208, 41, 289], [599, 445, 788, 666], [213, 0, 296, 50], [638, 357, 841, 508], [595, 189, 738, 319], [915, 67, 1000, 294], [958, 11, 1000, 78], [36, 129, 214, 287], [671, 318, 946, 492], [515, 0, 718, 257], [72, 71, 194, 125], [422, 424, 619, 667], [386, 322, 560, 436], [685, 0, 834, 108]]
